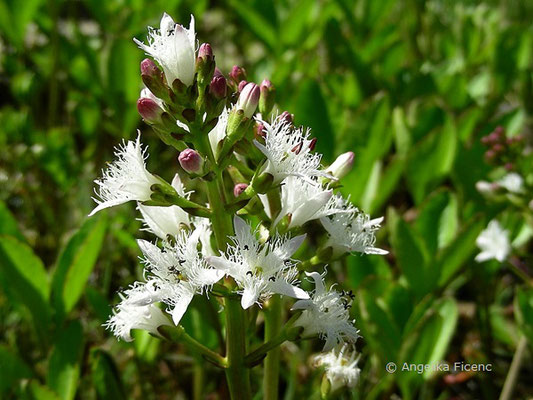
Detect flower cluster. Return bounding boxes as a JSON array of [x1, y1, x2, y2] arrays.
[[91, 12, 388, 393]]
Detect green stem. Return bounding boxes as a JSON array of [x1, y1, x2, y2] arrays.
[[499, 335, 528, 400], [158, 325, 226, 367], [193, 362, 204, 400], [225, 297, 252, 400], [263, 295, 282, 400]]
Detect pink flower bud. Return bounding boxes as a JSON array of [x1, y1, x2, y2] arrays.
[[280, 111, 293, 124], [178, 149, 204, 174], [259, 79, 275, 115], [326, 152, 355, 179], [260, 79, 273, 90], [233, 183, 248, 197], [137, 98, 163, 123], [214, 67, 223, 78], [229, 65, 247, 84], [198, 43, 213, 60], [236, 83, 260, 118], [210, 75, 227, 99], [238, 80, 248, 92], [140, 58, 160, 77]]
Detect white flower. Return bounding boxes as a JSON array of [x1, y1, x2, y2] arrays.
[[134, 13, 196, 87], [206, 216, 309, 309], [90, 133, 159, 216], [497, 173, 524, 194], [292, 272, 359, 351], [274, 177, 350, 229], [475, 220, 511, 262], [313, 345, 361, 392], [208, 107, 228, 157], [320, 197, 387, 256], [105, 302, 171, 342], [110, 223, 223, 331], [137, 174, 192, 239], [254, 116, 326, 184]]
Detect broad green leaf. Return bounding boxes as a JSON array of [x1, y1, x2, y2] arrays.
[[415, 190, 451, 256], [390, 218, 431, 298], [228, 0, 277, 51], [369, 155, 405, 214], [51, 216, 107, 319], [0, 345, 33, 394], [0, 236, 51, 336], [0, 200, 26, 242], [24, 382, 61, 400], [132, 330, 160, 363], [347, 252, 391, 289], [392, 107, 411, 156], [90, 349, 127, 400], [47, 321, 84, 400], [406, 117, 457, 203], [291, 79, 334, 160], [436, 216, 485, 287], [280, 0, 315, 46]]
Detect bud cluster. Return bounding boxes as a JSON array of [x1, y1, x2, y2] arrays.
[[481, 126, 525, 170]]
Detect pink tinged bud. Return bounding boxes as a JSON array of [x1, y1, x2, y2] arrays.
[[137, 98, 163, 123], [236, 83, 260, 118], [485, 150, 496, 161], [141, 58, 160, 77], [233, 183, 248, 197], [326, 151, 355, 179], [214, 67, 223, 78], [198, 43, 213, 60], [238, 80, 248, 92], [210, 75, 227, 99], [178, 149, 204, 174], [504, 162, 514, 171], [260, 79, 273, 90], [492, 144, 504, 152], [280, 111, 293, 124], [229, 66, 246, 84]]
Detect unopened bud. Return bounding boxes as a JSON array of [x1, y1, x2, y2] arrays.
[[233, 183, 249, 197], [196, 43, 215, 86], [259, 79, 275, 115], [229, 65, 246, 84], [178, 149, 204, 174], [279, 111, 293, 124], [210, 75, 227, 99], [236, 83, 260, 118], [214, 67, 223, 78], [485, 150, 496, 161], [198, 43, 213, 60], [325, 152, 355, 179], [504, 162, 514, 171], [140, 59, 168, 100], [476, 180, 495, 194], [137, 96, 164, 124], [141, 58, 160, 77], [492, 143, 504, 153], [238, 80, 248, 92]]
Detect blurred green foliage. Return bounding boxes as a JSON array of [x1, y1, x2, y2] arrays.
[[0, 0, 532, 399]]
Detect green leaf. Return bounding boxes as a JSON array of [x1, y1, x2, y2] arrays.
[[0, 200, 26, 242], [406, 117, 457, 203], [291, 79, 334, 160], [47, 321, 84, 400], [390, 218, 431, 298], [51, 216, 107, 320], [24, 382, 62, 400], [0, 345, 33, 394], [436, 216, 485, 287], [90, 349, 127, 400], [227, 0, 277, 50], [0, 236, 51, 336], [392, 107, 411, 156]]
